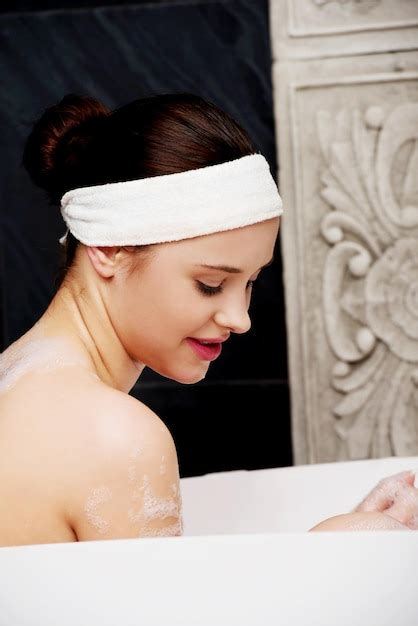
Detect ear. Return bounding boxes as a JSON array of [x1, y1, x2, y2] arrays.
[[85, 246, 123, 278]]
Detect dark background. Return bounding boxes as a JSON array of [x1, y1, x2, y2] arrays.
[[0, 0, 292, 477]]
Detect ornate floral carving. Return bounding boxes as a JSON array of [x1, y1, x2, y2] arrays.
[[318, 103, 418, 459], [366, 238, 418, 362]]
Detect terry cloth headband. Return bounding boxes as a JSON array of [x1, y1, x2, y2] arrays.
[[58, 153, 283, 246]]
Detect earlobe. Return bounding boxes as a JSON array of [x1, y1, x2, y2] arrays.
[[86, 246, 120, 278]]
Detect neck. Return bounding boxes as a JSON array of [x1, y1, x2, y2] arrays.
[[33, 277, 145, 394]]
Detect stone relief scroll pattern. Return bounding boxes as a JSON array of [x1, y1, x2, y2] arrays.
[[317, 103, 418, 460]]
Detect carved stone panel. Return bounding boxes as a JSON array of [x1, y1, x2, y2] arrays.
[[270, 46, 418, 463], [289, 0, 418, 35], [269, 0, 418, 59]]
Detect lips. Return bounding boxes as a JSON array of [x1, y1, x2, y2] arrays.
[[190, 336, 229, 343], [186, 338, 223, 361]]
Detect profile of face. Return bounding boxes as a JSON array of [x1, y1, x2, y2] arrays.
[[88, 216, 280, 385]]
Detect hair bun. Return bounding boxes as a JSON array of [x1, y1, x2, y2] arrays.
[[22, 93, 110, 202]]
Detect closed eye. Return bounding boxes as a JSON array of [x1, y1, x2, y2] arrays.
[[196, 280, 255, 297]]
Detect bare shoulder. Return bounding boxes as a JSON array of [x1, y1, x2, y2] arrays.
[[67, 379, 175, 453], [58, 382, 183, 541]]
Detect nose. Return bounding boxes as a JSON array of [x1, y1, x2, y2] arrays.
[[213, 296, 252, 335]]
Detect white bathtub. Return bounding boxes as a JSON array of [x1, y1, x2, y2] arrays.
[[1, 456, 417, 626]]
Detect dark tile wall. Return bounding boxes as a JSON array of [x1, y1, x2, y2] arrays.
[[0, 1, 207, 12], [136, 380, 291, 477], [0, 0, 292, 476]]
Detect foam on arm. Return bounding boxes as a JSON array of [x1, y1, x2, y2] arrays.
[[66, 400, 183, 541]]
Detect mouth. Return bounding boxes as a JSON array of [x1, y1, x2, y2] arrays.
[[186, 338, 223, 361]]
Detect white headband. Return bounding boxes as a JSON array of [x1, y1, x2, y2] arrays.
[[59, 153, 283, 246]]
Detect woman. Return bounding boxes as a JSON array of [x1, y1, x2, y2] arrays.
[[0, 93, 415, 546]]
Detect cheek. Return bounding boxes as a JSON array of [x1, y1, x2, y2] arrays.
[[114, 275, 213, 343], [164, 283, 212, 337]]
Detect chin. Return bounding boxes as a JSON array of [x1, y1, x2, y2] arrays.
[[175, 371, 207, 385], [176, 364, 209, 385], [154, 365, 207, 385]]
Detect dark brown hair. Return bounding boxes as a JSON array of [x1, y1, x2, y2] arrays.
[[22, 92, 258, 292]]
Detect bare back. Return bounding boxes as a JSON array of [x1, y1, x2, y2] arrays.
[[0, 332, 182, 546]]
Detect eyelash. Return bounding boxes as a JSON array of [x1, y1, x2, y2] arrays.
[[196, 280, 255, 297]]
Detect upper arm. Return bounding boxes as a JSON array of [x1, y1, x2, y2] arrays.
[[65, 396, 183, 541], [308, 512, 410, 532]]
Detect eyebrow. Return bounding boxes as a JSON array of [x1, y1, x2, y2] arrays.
[[195, 256, 274, 274]]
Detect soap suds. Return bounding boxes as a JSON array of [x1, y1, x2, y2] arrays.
[[127, 473, 183, 537], [353, 470, 418, 528], [0, 335, 97, 394], [129, 474, 181, 522], [139, 518, 183, 537], [127, 446, 142, 483], [84, 485, 113, 534]]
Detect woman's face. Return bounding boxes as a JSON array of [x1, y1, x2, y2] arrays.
[[109, 217, 280, 384]]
